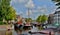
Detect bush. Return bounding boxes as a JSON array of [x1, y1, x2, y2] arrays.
[[0, 21, 7, 25]]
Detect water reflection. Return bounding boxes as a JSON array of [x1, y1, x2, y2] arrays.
[[0, 30, 12, 35], [0, 26, 60, 35], [14, 26, 47, 35], [14, 28, 30, 35], [6, 30, 12, 35]]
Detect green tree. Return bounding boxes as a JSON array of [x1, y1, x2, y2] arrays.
[[0, 0, 16, 21], [36, 15, 42, 23], [36, 15, 48, 24], [25, 18, 32, 22], [0, 0, 10, 21], [36, 15, 48, 30], [5, 6, 16, 20], [41, 15, 48, 23], [0, 0, 16, 24]]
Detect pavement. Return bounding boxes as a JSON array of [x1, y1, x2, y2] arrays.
[[0, 25, 13, 30]]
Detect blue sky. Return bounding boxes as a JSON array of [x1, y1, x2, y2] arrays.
[[10, 0, 56, 19]]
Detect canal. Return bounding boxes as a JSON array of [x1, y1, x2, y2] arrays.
[[0, 26, 60, 35], [12, 26, 48, 35]]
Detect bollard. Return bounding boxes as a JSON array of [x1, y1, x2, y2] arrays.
[[49, 31, 51, 35]]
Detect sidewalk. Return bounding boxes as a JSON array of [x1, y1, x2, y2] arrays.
[[0, 25, 12, 30]]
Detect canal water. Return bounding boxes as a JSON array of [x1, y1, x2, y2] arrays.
[[12, 26, 48, 35], [0, 26, 60, 35]]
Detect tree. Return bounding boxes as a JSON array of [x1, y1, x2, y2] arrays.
[[36, 15, 48, 24], [36, 15, 42, 23], [5, 6, 16, 20], [41, 15, 48, 23], [25, 18, 32, 22], [0, 0, 16, 21], [36, 15, 48, 30], [0, 0, 16, 25]]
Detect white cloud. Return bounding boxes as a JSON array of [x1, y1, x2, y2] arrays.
[[37, 6, 48, 13], [25, 0, 35, 8], [19, 0, 28, 3], [37, 6, 42, 10], [31, 6, 48, 13], [11, 0, 28, 4], [51, 8, 56, 14], [32, 10, 37, 13], [16, 11, 23, 15], [26, 11, 29, 16], [10, 0, 17, 4], [38, 0, 51, 1], [19, 12, 23, 14]]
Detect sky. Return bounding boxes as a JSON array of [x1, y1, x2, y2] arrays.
[[10, 0, 56, 19]]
